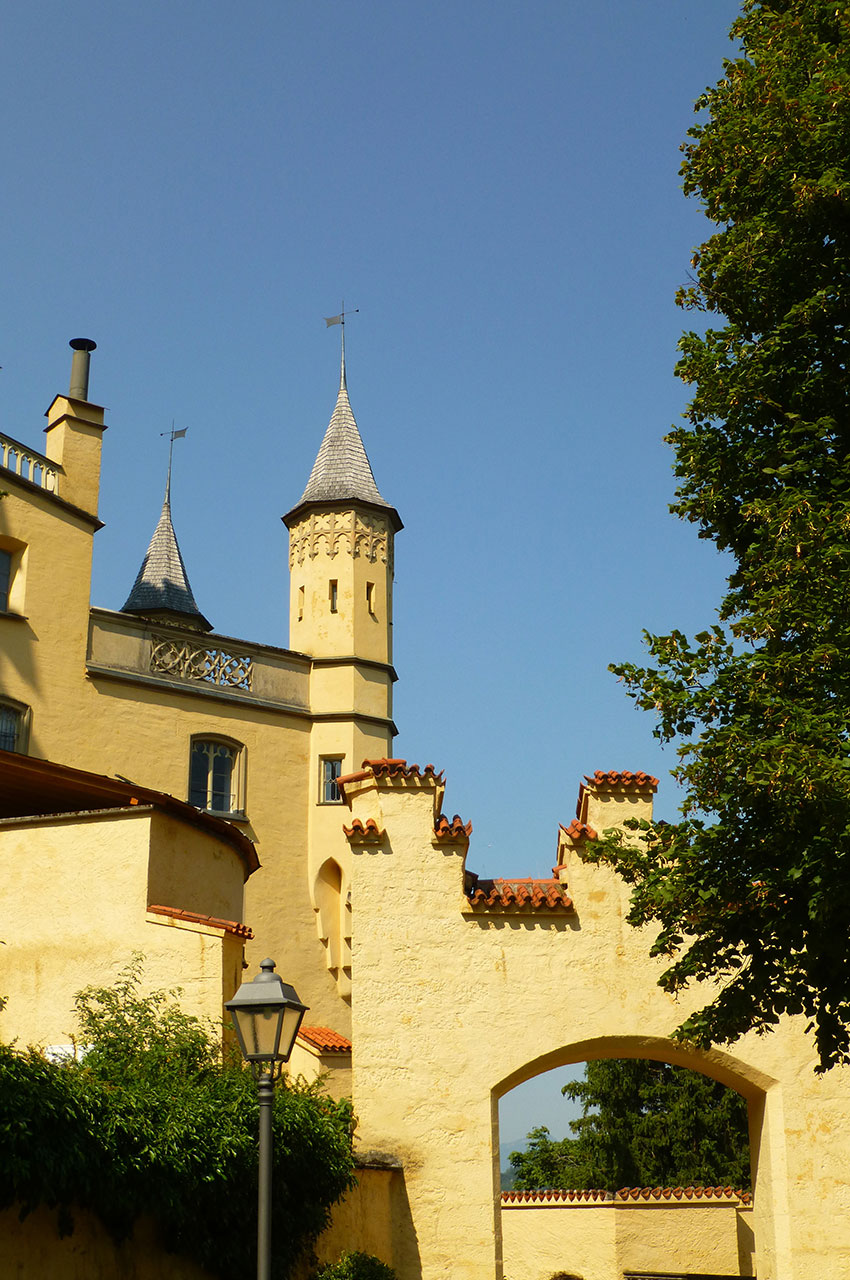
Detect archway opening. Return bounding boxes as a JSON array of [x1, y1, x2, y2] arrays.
[[494, 1038, 768, 1280], [501, 1057, 751, 1193]]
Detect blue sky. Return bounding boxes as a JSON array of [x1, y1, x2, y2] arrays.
[[3, 0, 743, 1145]]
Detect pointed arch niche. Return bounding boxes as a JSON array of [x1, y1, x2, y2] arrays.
[[314, 857, 351, 1001]]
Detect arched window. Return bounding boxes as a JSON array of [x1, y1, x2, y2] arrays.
[[188, 737, 245, 815]]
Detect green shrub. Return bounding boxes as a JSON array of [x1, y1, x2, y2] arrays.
[[313, 1251, 397, 1280], [0, 959, 355, 1278]]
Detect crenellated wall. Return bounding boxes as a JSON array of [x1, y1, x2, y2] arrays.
[[341, 759, 850, 1280]]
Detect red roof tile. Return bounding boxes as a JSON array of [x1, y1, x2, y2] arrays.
[[148, 904, 254, 939], [501, 1185, 750, 1205], [464, 875, 574, 912], [343, 817, 384, 840], [584, 770, 659, 792], [434, 813, 472, 840], [560, 819, 597, 842], [297, 1025, 352, 1053], [502, 1189, 611, 1204], [338, 759, 445, 794], [363, 758, 444, 781]]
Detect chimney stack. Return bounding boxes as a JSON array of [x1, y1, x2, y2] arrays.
[[68, 338, 97, 400]]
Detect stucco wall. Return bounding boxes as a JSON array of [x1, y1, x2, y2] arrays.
[[0, 1169, 401, 1280], [0, 806, 244, 1047], [501, 1197, 753, 1280], [0, 1205, 211, 1280], [344, 765, 850, 1280]]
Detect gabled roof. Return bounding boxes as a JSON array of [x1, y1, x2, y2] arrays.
[[284, 356, 402, 530], [121, 483, 212, 631]]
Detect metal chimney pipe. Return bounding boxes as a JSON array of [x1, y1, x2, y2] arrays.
[[68, 338, 97, 400]]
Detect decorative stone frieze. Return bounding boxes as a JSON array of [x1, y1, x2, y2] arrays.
[[288, 509, 392, 571], [150, 635, 253, 691]]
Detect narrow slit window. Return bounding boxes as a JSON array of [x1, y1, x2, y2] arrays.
[[0, 551, 11, 613], [321, 757, 343, 804], [298, 585, 305, 622], [366, 581, 375, 615], [329, 580, 338, 613]]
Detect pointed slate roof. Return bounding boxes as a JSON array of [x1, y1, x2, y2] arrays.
[[284, 351, 402, 530], [121, 480, 212, 631]]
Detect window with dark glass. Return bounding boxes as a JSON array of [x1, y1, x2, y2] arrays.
[[0, 550, 11, 612], [0, 701, 25, 753], [321, 757, 343, 804], [189, 739, 241, 813]]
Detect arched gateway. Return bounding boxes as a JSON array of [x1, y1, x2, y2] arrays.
[[340, 760, 850, 1280]]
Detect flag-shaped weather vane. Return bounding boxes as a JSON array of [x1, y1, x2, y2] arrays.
[[159, 422, 188, 503], [324, 302, 359, 390]]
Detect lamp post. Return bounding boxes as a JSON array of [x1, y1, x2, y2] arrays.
[[226, 958, 308, 1280]]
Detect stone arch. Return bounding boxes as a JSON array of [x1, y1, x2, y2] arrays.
[[344, 761, 839, 1279], [493, 1033, 779, 1100], [492, 1035, 789, 1278]]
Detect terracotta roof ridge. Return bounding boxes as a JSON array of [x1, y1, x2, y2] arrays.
[[434, 813, 472, 839], [500, 1184, 750, 1205], [560, 819, 597, 842], [148, 903, 253, 938], [615, 1184, 750, 1203], [464, 872, 574, 913], [583, 770, 659, 791], [501, 1188, 612, 1204], [343, 816, 384, 842], [297, 1024, 352, 1053]]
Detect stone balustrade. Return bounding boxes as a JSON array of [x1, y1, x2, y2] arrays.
[[0, 433, 60, 494]]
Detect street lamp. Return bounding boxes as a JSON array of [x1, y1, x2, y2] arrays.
[[226, 957, 308, 1280]]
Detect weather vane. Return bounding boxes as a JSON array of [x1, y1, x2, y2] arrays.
[[324, 302, 359, 390], [158, 422, 188, 501]]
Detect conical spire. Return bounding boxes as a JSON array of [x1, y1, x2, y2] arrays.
[[284, 339, 402, 530], [121, 476, 212, 632]]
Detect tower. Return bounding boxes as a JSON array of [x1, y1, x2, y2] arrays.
[[283, 342, 402, 667], [284, 338, 402, 1002]]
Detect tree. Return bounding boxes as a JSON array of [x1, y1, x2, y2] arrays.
[[0, 959, 355, 1278], [508, 1059, 750, 1191], [581, 0, 850, 1070]]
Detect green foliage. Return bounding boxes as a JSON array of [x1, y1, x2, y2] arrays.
[[583, 0, 850, 1069], [509, 1059, 750, 1191], [312, 1250, 397, 1280], [0, 959, 355, 1278]]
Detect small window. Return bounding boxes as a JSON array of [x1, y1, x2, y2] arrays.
[[0, 539, 26, 615], [0, 698, 29, 753], [329, 580, 338, 613], [298, 585, 305, 622], [0, 551, 11, 613], [189, 738, 244, 815], [366, 581, 375, 616], [320, 757, 343, 804]]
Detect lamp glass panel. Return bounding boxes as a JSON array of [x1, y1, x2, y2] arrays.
[[279, 1003, 307, 1060], [231, 1005, 284, 1061]]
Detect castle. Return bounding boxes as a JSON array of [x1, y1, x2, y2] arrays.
[[1, 340, 847, 1280], [0, 334, 394, 1055]]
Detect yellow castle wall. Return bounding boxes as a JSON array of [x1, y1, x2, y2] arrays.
[[0, 807, 244, 1047], [344, 767, 850, 1280], [501, 1198, 754, 1280], [0, 379, 396, 1036]]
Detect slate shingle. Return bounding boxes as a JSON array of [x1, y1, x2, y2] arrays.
[[121, 488, 212, 631]]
